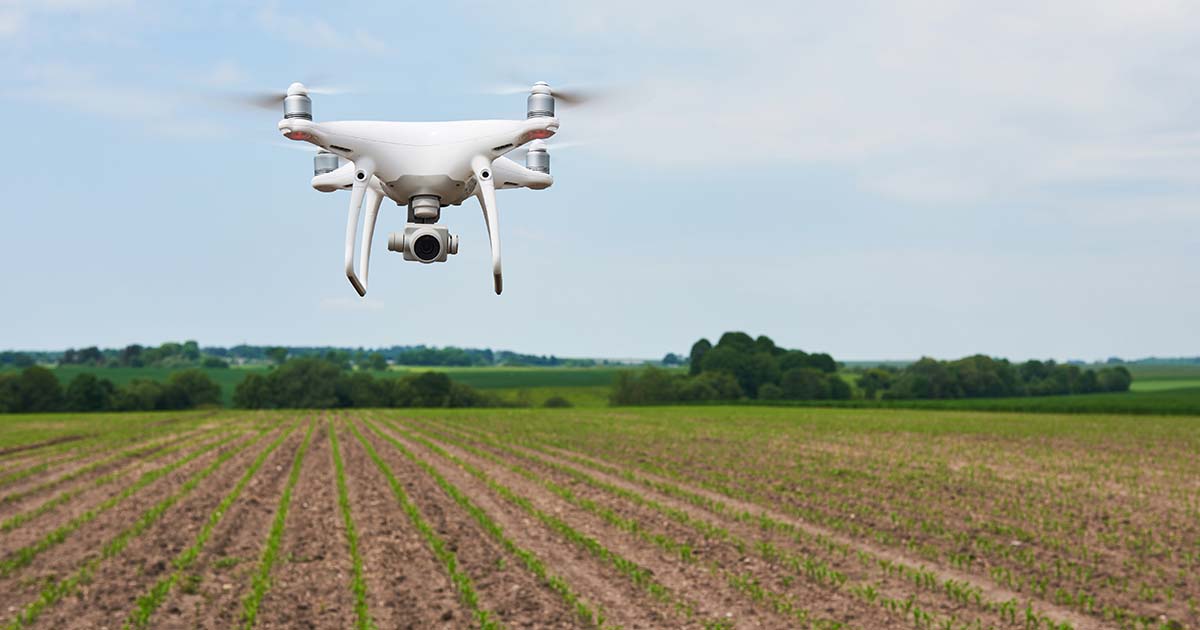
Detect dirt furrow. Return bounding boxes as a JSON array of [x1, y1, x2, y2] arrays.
[[147, 421, 308, 630], [255, 422, 359, 630], [336, 421, 468, 629], [0, 429, 245, 554], [535, 440, 1105, 630], [352, 418, 582, 629], [387, 418, 815, 630], [430, 422, 946, 628], [372, 418, 682, 630], [27, 424, 288, 629], [0, 426, 215, 523]]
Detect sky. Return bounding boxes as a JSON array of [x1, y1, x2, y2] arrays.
[[1, 1, 1198, 361]]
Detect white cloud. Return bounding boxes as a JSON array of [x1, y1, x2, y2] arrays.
[[510, 1, 1200, 206]]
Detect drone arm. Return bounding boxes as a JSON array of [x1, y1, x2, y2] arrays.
[[471, 155, 503, 295], [343, 158, 376, 296]]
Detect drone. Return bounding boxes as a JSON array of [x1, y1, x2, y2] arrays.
[[273, 81, 577, 296]]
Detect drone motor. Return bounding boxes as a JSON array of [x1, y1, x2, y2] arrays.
[[313, 150, 338, 176], [283, 82, 312, 120], [525, 140, 550, 175], [527, 82, 554, 118]]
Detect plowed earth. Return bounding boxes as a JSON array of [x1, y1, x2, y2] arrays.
[[1, 408, 1196, 630]]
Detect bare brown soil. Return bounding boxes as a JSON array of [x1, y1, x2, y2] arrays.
[[5, 410, 1193, 630], [31, 426, 287, 629], [148, 423, 307, 629], [254, 423, 359, 630], [0, 435, 89, 457], [371, 420, 681, 629], [352, 421, 578, 628]]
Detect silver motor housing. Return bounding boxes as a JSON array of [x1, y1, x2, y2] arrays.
[[388, 224, 459, 264]]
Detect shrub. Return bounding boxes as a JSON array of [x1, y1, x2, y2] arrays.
[[543, 395, 573, 408]]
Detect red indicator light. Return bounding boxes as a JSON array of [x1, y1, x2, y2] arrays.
[[285, 130, 311, 141], [530, 129, 553, 139]]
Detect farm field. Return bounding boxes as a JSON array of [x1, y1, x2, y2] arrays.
[[0, 407, 1197, 629]]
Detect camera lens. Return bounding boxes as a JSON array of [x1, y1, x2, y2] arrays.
[[413, 234, 441, 261]]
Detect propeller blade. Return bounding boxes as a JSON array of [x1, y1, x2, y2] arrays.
[[227, 82, 348, 111], [486, 81, 605, 107]]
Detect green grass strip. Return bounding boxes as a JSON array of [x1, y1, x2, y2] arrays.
[[328, 421, 376, 630], [1, 428, 224, 534], [241, 420, 316, 629], [126, 421, 302, 629], [361, 417, 602, 628], [378, 417, 701, 623], [0, 429, 248, 577], [349, 419, 500, 630], [0, 460, 54, 489], [3, 424, 273, 630]]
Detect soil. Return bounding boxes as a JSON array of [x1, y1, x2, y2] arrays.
[[254, 423, 359, 630], [4, 411, 1191, 630]]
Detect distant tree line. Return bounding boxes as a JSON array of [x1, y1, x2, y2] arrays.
[[861, 356, 1133, 400], [613, 332, 848, 404], [0, 366, 222, 413], [233, 357, 500, 409], [8, 341, 596, 370], [56, 340, 230, 369], [612, 333, 1137, 406]]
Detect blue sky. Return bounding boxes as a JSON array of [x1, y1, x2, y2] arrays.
[[1, 1, 1198, 360]]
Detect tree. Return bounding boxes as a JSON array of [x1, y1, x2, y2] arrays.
[[1098, 366, 1132, 392], [201, 356, 230, 369], [757, 383, 783, 400], [404, 371, 454, 407], [11, 353, 34, 368], [120, 344, 145, 367], [16, 366, 64, 412], [780, 368, 830, 400], [182, 340, 201, 361], [266, 347, 289, 366], [233, 373, 273, 409], [367, 352, 388, 371], [700, 346, 778, 398], [688, 339, 712, 376], [0, 373, 20, 412], [857, 368, 893, 400], [168, 369, 222, 407], [826, 374, 852, 400], [65, 373, 116, 411], [269, 358, 340, 408], [661, 353, 683, 366], [715, 331, 755, 352], [114, 379, 166, 411], [543, 395, 572, 408]]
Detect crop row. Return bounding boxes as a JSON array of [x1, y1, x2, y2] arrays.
[[407, 418, 1006, 630], [0, 425, 222, 533], [4, 422, 276, 629], [374, 417, 718, 627], [358, 416, 603, 627], [452, 414, 1188, 629], [127, 420, 304, 628], [421, 416, 1088, 630], [241, 418, 316, 629], [348, 419, 499, 629], [0, 427, 250, 577]]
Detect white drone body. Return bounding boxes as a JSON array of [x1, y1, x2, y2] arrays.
[[276, 82, 563, 295]]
